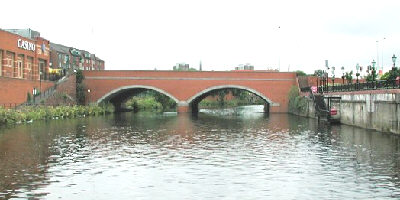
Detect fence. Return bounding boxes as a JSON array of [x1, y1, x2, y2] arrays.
[[0, 103, 18, 109], [300, 80, 400, 93]]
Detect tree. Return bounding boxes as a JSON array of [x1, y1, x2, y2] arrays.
[[387, 68, 400, 81], [313, 69, 324, 77], [365, 67, 378, 82], [75, 70, 86, 105], [380, 71, 390, 80], [345, 70, 353, 84], [295, 70, 307, 76]]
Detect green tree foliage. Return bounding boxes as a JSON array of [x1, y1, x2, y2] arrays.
[[125, 90, 176, 112], [365, 68, 378, 82], [313, 70, 324, 77], [288, 86, 307, 113], [295, 70, 307, 76], [386, 68, 400, 81], [75, 70, 86, 105], [27, 92, 32, 103], [345, 70, 353, 83], [380, 72, 390, 80]]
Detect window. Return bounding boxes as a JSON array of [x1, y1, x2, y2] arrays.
[[39, 59, 46, 80], [27, 57, 33, 80], [7, 51, 15, 78], [17, 54, 24, 78]]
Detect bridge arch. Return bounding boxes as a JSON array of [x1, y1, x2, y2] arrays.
[[97, 85, 180, 111], [186, 85, 275, 113]]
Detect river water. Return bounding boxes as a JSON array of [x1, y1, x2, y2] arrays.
[[0, 105, 400, 199]]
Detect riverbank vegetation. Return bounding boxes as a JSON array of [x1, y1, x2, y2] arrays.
[[199, 89, 264, 109], [288, 86, 308, 114], [0, 104, 114, 126], [125, 90, 177, 112]]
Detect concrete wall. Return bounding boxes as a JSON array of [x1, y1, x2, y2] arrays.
[[297, 90, 400, 135], [325, 90, 400, 134]]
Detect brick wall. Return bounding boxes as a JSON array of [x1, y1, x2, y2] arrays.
[[44, 75, 76, 105], [83, 70, 297, 112], [0, 77, 54, 105]]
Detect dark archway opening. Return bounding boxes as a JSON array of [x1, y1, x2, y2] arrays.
[[100, 87, 177, 113], [189, 88, 270, 114]]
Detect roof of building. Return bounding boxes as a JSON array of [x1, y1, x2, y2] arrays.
[[50, 43, 71, 54], [4, 28, 40, 39]]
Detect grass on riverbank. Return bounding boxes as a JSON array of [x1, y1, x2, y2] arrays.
[[0, 104, 114, 126]]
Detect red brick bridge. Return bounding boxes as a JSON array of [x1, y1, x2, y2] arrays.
[[83, 70, 297, 113]]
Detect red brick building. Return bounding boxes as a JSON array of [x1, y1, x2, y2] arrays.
[[50, 43, 105, 74], [0, 29, 50, 81]]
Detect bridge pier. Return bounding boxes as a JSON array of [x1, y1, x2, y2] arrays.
[[264, 103, 270, 113], [177, 101, 191, 113]]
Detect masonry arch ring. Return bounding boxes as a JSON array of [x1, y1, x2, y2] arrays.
[[96, 85, 180, 104]]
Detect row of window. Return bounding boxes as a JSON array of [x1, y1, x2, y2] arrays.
[[0, 49, 46, 80]]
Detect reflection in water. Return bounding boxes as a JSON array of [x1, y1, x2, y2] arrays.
[[0, 105, 399, 199]]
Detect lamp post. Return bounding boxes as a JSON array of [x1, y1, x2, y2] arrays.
[[87, 89, 91, 105], [356, 63, 360, 90], [392, 54, 398, 84], [331, 66, 335, 92], [392, 54, 397, 70], [39, 71, 42, 97], [372, 59, 376, 81], [341, 66, 345, 85]]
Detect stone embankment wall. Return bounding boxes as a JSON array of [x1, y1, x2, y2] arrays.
[[297, 90, 400, 135]]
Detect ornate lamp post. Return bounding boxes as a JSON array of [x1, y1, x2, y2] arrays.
[[87, 89, 91, 105], [341, 66, 345, 84], [39, 71, 42, 97], [331, 66, 335, 91], [356, 63, 360, 84], [371, 59, 376, 81], [392, 54, 397, 70], [392, 54, 398, 85]]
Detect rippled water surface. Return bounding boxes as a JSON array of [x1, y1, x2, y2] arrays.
[[1, 105, 400, 199]]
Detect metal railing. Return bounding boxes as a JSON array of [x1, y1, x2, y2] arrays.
[[0, 103, 18, 109], [312, 80, 400, 93]]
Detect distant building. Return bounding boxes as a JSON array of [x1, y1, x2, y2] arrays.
[[49, 45, 104, 80], [0, 29, 50, 80], [235, 63, 254, 71], [50, 43, 105, 74], [174, 63, 190, 71]]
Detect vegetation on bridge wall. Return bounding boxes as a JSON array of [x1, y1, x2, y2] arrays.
[[288, 86, 308, 114], [76, 70, 86, 105]]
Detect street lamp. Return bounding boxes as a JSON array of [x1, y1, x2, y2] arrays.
[[39, 71, 42, 97], [371, 59, 376, 81], [331, 66, 335, 91], [356, 63, 360, 84], [87, 89, 91, 105], [392, 54, 397, 70], [341, 66, 345, 84]]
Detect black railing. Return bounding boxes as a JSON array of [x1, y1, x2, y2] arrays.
[[0, 103, 18, 109], [311, 80, 400, 93]]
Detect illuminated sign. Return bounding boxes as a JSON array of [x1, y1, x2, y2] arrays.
[[17, 39, 36, 51]]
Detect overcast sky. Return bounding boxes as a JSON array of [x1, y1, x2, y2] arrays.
[[2, 0, 400, 76]]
